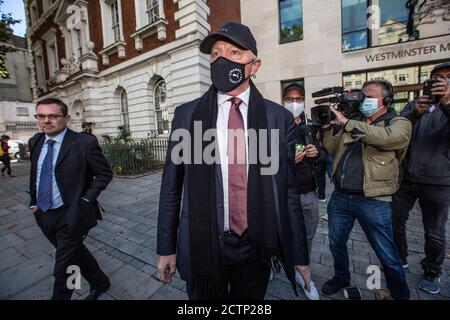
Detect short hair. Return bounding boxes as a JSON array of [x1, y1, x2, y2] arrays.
[[362, 80, 393, 98], [36, 98, 69, 116], [1, 135, 10, 140]]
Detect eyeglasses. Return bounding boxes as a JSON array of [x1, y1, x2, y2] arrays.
[[283, 97, 304, 103], [34, 114, 65, 120]]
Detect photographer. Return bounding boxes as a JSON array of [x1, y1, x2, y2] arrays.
[[392, 61, 450, 295], [283, 83, 325, 300], [321, 80, 411, 300]]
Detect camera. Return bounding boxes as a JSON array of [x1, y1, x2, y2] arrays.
[[423, 79, 440, 105], [310, 86, 365, 126]]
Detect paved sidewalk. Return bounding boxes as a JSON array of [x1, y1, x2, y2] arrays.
[[0, 162, 449, 300]]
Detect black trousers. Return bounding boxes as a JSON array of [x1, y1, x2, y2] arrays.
[[392, 181, 450, 275], [34, 207, 109, 300], [186, 231, 271, 300], [1, 156, 11, 175], [316, 161, 327, 199]]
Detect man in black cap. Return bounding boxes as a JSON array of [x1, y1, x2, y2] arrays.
[[81, 122, 94, 135], [392, 61, 450, 294], [156, 22, 310, 299]]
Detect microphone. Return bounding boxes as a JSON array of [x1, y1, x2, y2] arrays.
[[298, 124, 314, 146]]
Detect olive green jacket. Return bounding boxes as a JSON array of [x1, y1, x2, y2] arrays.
[[322, 115, 412, 201]]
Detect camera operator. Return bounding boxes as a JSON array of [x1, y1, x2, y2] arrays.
[[320, 80, 411, 300], [283, 83, 325, 300], [392, 61, 450, 295]]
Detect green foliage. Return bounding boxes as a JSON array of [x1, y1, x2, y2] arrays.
[[101, 126, 160, 175], [0, 0, 21, 79]]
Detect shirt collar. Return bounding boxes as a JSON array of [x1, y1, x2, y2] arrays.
[[217, 86, 251, 107], [428, 105, 436, 113], [45, 128, 67, 145]]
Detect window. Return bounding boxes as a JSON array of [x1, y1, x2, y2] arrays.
[[146, 0, 160, 24], [368, 67, 418, 86], [42, 29, 59, 78], [100, 0, 124, 50], [342, 0, 368, 51], [111, 1, 121, 42], [154, 80, 169, 134], [120, 91, 129, 130], [342, 0, 449, 52], [342, 73, 366, 90], [16, 107, 29, 116], [279, 0, 303, 43], [30, 1, 39, 25], [419, 64, 438, 83], [374, 0, 409, 46], [35, 51, 46, 87], [46, 41, 58, 77]]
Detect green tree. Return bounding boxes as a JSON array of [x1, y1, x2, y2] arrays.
[[0, 0, 21, 79]]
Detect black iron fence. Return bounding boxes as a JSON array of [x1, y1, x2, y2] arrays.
[[100, 138, 168, 175]]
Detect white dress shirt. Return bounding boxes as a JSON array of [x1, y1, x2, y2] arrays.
[[216, 86, 250, 232], [35, 128, 67, 210]]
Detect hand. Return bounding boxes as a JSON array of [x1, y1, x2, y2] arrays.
[[296, 265, 312, 291], [304, 144, 318, 158], [295, 150, 306, 164], [415, 95, 432, 114], [329, 107, 348, 126], [431, 78, 450, 105], [156, 254, 177, 283], [31, 207, 38, 214]]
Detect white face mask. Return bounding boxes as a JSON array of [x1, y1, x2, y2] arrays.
[[284, 102, 305, 118]]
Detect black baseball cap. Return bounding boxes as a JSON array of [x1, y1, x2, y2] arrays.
[[431, 61, 450, 77], [200, 22, 258, 56], [283, 83, 305, 97]]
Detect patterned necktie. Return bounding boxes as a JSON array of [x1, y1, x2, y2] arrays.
[[228, 97, 248, 236], [37, 139, 56, 212]]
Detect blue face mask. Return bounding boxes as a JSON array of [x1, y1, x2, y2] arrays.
[[360, 98, 379, 117]]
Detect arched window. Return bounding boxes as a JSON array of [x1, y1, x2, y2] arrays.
[[154, 80, 168, 134], [120, 90, 129, 130]]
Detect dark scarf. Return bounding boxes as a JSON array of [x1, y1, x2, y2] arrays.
[[187, 81, 279, 298]]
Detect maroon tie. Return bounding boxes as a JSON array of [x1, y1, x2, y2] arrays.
[[228, 97, 248, 236]]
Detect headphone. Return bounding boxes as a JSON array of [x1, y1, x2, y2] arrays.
[[364, 80, 395, 107]]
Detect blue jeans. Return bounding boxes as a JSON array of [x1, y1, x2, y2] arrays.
[[327, 191, 410, 300]]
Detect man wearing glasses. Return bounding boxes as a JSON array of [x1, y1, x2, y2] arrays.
[[282, 83, 324, 300], [29, 98, 113, 300]]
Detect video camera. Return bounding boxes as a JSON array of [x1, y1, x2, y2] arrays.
[[310, 87, 365, 126]]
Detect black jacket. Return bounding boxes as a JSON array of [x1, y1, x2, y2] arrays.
[[400, 101, 450, 186], [29, 129, 113, 236], [294, 114, 325, 193]]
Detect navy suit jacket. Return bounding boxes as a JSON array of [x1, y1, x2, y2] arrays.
[[29, 129, 113, 236], [157, 94, 309, 282]]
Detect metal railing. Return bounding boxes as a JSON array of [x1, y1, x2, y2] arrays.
[[100, 138, 168, 175]]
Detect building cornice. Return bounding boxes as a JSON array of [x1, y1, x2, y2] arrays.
[[99, 32, 203, 78]]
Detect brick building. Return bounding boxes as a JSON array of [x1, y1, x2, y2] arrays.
[[25, 0, 240, 138]]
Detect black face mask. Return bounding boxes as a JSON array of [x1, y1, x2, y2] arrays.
[[210, 57, 253, 93]]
